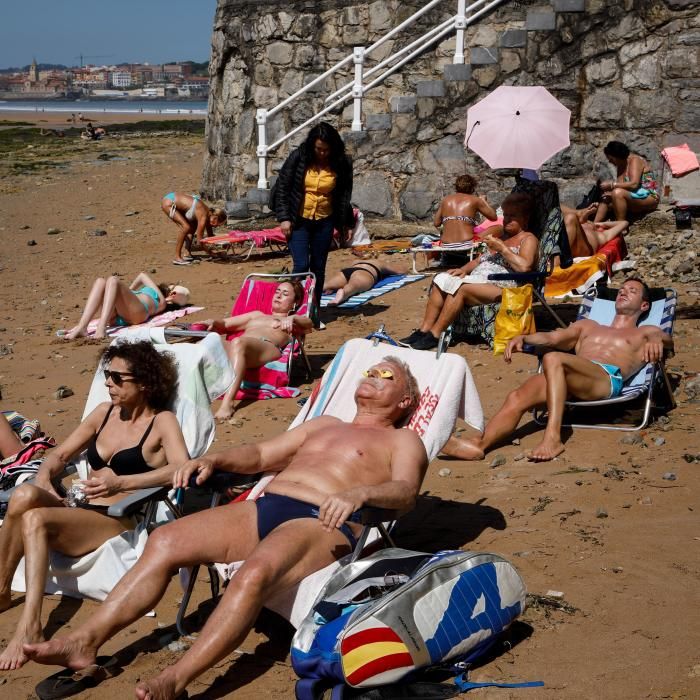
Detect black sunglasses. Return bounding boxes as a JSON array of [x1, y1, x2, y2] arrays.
[[103, 369, 135, 386]]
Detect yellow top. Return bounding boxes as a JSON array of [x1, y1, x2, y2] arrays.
[[301, 166, 336, 220]]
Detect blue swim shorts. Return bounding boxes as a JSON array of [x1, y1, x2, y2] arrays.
[[590, 361, 624, 398]]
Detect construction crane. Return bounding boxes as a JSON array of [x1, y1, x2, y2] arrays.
[[74, 54, 114, 68]]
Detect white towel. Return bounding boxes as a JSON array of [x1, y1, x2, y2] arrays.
[[433, 271, 490, 295], [12, 329, 234, 601]]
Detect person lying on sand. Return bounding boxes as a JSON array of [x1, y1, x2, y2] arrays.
[[64, 272, 190, 340], [0, 413, 23, 459], [206, 280, 312, 421], [323, 258, 409, 306], [23, 358, 426, 700], [562, 203, 629, 258], [442, 278, 673, 462]]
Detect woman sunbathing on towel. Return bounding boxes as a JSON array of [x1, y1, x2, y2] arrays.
[[562, 203, 629, 258], [401, 192, 538, 351], [64, 272, 190, 340], [323, 258, 409, 306], [204, 281, 313, 421], [0, 341, 189, 670]]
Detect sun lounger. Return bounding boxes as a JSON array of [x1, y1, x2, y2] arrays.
[[202, 227, 288, 260]]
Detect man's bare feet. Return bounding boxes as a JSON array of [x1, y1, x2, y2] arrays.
[[214, 405, 234, 422], [22, 635, 97, 670], [441, 436, 485, 461], [527, 436, 565, 462], [0, 625, 43, 670], [135, 672, 181, 700]]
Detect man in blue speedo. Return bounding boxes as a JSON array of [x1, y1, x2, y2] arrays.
[[445, 277, 673, 463]]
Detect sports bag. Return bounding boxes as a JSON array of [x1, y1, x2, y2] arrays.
[[292, 548, 527, 697]]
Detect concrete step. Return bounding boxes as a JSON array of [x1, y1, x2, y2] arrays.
[[365, 113, 392, 130], [415, 80, 445, 98], [527, 8, 557, 31], [443, 63, 472, 81], [551, 0, 585, 11], [225, 200, 250, 218], [470, 47, 499, 65], [389, 95, 417, 113]]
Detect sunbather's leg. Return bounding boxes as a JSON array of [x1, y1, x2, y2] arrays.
[[24, 501, 261, 671], [328, 270, 375, 306], [66, 277, 107, 339], [0, 507, 130, 670], [583, 220, 628, 251], [427, 283, 502, 338], [133, 518, 350, 700], [0, 484, 63, 613], [419, 284, 449, 332], [563, 212, 595, 258], [163, 203, 195, 262], [94, 277, 146, 339], [216, 337, 282, 420], [529, 352, 611, 462], [610, 188, 658, 221], [0, 414, 22, 459]]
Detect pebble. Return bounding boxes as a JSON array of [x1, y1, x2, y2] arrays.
[[639, 496, 653, 505], [683, 454, 700, 464], [546, 590, 564, 599], [27, 239, 37, 246], [620, 434, 643, 445], [89, 229, 108, 236], [512, 438, 520, 446], [124, 229, 135, 234], [47, 227, 60, 235], [575, 480, 583, 486], [438, 467, 452, 477], [596, 507, 608, 519], [125, 210, 138, 216], [495, 472, 510, 479], [83, 215, 96, 220], [662, 472, 677, 481], [490, 454, 507, 468], [167, 639, 190, 653], [612, 566, 624, 574], [20, 224, 30, 230], [54, 386, 74, 399], [653, 437, 665, 446], [513, 452, 526, 462]]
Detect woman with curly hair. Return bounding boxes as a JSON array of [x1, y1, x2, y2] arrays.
[[0, 341, 189, 670]]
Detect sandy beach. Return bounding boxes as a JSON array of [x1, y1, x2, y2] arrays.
[[0, 113, 699, 699]]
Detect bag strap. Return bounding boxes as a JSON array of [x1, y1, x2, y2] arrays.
[[454, 672, 544, 692]]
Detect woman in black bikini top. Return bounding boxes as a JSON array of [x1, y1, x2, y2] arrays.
[[323, 257, 410, 306], [0, 341, 189, 669]]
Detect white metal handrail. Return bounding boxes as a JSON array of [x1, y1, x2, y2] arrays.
[[255, 0, 509, 189]]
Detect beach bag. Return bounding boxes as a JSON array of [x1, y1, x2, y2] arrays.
[[493, 285, 536, 356], [291, 548, 527, 699], [673, 206, 692, 230]]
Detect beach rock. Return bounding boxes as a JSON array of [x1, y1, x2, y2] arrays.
[[27, 239, 37, 246], [683, 454, 700, 463], [20, 225, 30, 230], [125, 211, 138, 216], [662, 472, 677, 481], [438, 467, 452, 477], [575, 480, 583, 486], [612, 566, 624, 574], [89, 229, 108, 237], [0, 345, 13, 356], [54, 386, 74, 399], [490, 454, 507, 468], [514, 452, 526, 461], [653, 437, 666, 446], [596, 507, 608, 518], [83, 215, 96, 220], [620, 433, 643, 445], [47, 227, 60, 235], [167, 639, 191, 653], [684, 374, 700, 400], [496, 472, 511, 479], [512, 438, 520, 445]]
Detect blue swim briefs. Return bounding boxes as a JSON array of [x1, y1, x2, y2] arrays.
[[590, 361, 624, 398]]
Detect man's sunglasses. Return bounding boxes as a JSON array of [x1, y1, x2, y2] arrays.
[[362, 368, 394, 380], [103, 369, 135, 386]]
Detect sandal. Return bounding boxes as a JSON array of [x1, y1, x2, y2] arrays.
[[172, 259, 193, 266], [36, 656, 120, 699]]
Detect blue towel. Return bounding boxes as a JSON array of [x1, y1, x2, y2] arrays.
[[320, 274, 426, 309]]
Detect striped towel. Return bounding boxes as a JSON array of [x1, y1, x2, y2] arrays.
[[1, 410, 41, 443], [320, 274, 426, 308]]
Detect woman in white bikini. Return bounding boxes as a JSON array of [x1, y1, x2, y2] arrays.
[[64, 272, 190, 340], [161, 192, 226, 265], [203, 281, 313, 420]]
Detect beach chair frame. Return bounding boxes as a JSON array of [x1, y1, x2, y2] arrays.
[[530, 285, 677, 431]]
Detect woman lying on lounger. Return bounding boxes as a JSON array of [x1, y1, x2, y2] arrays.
[[401, 192, 538, 351], [0, 341, 189, 670], [204, 281, 313, 421], [562, 203, 629, 258], [64, 271, 190, 340], [323, 258, 410, 306]]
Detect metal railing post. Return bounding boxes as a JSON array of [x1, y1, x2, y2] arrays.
[[351, 46, 364, 132], [256, 108, 269, 190], [454, 0, 467, 63]]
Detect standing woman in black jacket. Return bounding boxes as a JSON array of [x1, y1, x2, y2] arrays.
[[272, 122, 354, 320]]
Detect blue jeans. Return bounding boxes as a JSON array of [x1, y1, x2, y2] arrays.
[[288, 216, 334, 307]]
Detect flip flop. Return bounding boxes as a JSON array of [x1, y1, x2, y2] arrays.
[[172, 259, 193, 266], [36, 656, 120, 700]]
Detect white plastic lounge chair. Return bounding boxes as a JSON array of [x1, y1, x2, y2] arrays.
[[530, 285, 677, 431], [176, 329, 484, 633]]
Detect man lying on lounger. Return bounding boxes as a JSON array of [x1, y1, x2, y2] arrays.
[[444, 277, 673, 462], [24, 358, 426, 700]]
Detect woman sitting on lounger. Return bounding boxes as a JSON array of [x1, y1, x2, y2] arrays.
[[0, 341, 189, 670], [323, 258, 409, 306], [402, 192, 538, 351], [65, 272, 190, 340], [562, 203, 629, 258], [205, 281, 313, 421]]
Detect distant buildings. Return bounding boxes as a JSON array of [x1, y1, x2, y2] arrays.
[[0, 59, 209, 98]]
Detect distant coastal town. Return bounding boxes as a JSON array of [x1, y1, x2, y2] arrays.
[[0, 59, 209, 100]]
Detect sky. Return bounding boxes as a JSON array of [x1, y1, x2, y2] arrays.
[[0, 0, 218, 69]]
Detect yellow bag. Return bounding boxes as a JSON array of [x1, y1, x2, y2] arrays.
[[493, 284, 536, 355]]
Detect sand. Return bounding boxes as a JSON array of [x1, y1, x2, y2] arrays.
[[0, 114, 699, 699]]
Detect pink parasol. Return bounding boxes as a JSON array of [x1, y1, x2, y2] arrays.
[[464, 86, 570, 169]]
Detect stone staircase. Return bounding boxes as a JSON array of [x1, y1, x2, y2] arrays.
[[228, 0, 584, 219]]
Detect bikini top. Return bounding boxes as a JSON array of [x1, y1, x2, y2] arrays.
[[442, 214, 479, 226], [86, 405, 157, 476]]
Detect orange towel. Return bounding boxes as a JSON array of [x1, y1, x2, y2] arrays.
[[545, 254, 607, 298]]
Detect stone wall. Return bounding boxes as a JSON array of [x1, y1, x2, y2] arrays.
[[202, 0, 700, 218]]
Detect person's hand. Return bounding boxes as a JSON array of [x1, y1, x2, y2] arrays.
[[34, 474, 61, 500], [504, 335, 525, 363], [81, 467, 122, 499], [643, 339, 664, 364], [448, 267, 467, 278], [205, 318, 224, 333], [280, 221, 292, 240], [173, 457, 215, 489], [318, 488, 365, 533], [600, 180, 613, 192], [482, 233, 504, 253], [278, 316, 295, 333]]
